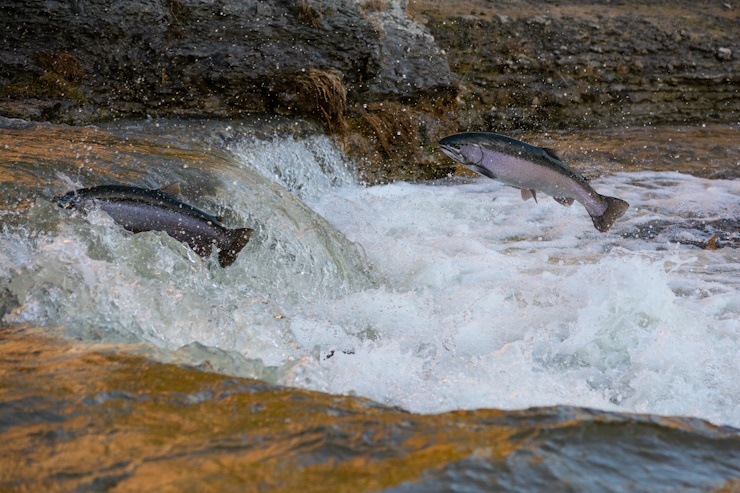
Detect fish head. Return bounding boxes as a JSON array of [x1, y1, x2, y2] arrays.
[[54, 190, 85, 210], [439, 135, 487, 169], [439, 137, 466, 164], [55, 190, 77, 209]]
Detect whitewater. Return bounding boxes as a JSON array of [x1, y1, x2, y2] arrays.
[[240, 133, 740, 424], [2, 127, 739, 427]]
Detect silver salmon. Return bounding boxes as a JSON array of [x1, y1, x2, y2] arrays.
[[56, 183, 253, 267], [439, 132, 629, 232]]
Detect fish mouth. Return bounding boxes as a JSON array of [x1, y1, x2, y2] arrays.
[[439, 143, 465, 164]]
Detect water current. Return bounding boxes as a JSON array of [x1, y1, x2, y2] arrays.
[[2, 117, 740, 491]]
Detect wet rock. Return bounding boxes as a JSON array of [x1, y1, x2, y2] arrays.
[[0, 0, 455, 123], [355, 0, 455, 101], [717, 47, 733, 61], [426, 3, 740, 131]]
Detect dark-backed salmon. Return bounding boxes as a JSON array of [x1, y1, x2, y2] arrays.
[[56, 184, 253, 267], [439, 132, 629, 232]]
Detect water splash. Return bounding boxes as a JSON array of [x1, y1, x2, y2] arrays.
[[2, 121, 740, 428], [0, 123, 373, 378], [233, 133, 356, 201], [291, 173, 740, 425]]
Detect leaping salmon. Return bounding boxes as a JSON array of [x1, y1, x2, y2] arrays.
[[439, 132, 629, 232], [56, 183, 253, 267]]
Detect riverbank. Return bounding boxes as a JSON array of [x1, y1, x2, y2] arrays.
[[1, 0, 738, 181], [5, 323, 740, 492]]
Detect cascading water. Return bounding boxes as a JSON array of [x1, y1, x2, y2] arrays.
[[0, 119, 374, 374], [284, 171, 740, 425], [1, 118, 739, 429]]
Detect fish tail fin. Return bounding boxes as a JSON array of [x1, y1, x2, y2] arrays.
[[590, 196, 629, 233], [218, 227, 254, 267]]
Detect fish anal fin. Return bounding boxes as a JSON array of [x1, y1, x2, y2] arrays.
[[520, 188, 538, 203], [217, 227, 254, 267], [553, 196, 575, 207], [158, 182, 183, 199], [542, 147, 563, 162]]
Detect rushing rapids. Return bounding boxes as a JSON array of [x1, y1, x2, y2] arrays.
[[1, 118, 739, 491]]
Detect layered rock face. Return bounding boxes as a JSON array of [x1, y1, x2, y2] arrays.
[[2, 1, 739, 182], [422, 2, 740, 130], [0, 0, 455, 122], [3, 0, 738, 131]]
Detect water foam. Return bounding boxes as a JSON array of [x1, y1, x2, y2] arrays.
[[233, 134, 356, 202], [290, 166, 740, 425], [1, 132, 371, 372], [2, 129, 739, 427]]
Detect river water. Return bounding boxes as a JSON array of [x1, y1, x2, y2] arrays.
[[1, 117, 740, 491]]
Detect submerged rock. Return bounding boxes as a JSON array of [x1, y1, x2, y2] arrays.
[[3, 325, 740, 492]]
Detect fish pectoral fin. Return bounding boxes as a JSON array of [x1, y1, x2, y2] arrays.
[[158, 182, 183, 200], [520, 188, 538, 203], [553, 196, 575, 207], [466, 163, 497, 180]]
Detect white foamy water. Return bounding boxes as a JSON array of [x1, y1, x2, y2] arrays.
[[290, 174, 740, 425], [2, 130, 739, 427], [237, 136, 740, 425]]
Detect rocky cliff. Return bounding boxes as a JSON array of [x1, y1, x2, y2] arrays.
[[1, 0, 738, 182], [416, 0, 740, 131], [0, 0, 454, 122]]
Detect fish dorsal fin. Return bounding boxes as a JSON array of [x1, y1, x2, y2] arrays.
[[520, 188, 538, 203], [542, 147, 563, 162], [158, 182, 183, 199], [705, 234, 718, 250], [553, 196, 575, 207]]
